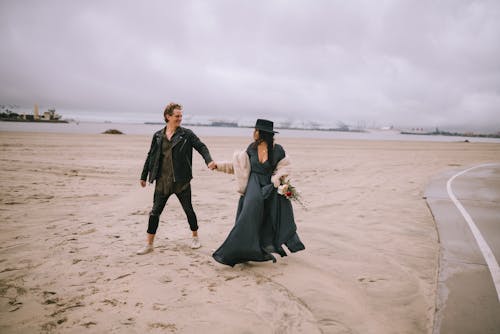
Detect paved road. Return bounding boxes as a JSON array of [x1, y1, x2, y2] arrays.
[[425, 163, 500, 334]]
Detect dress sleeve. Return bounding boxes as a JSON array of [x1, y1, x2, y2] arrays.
[[273, 144, 286, 165], [215, 161, 235, 174]]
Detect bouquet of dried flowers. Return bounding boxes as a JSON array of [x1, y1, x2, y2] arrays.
[[277, 179, 305, 208]]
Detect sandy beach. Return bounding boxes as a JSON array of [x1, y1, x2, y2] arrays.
[[1, 130, 499, 333]]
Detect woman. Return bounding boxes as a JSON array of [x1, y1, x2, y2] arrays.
[[212, 119, 305, 266]]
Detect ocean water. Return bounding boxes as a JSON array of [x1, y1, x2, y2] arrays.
[[1, 121, 500, 143]]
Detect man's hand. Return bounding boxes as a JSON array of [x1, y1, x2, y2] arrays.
[[140, 180, 147, 187], [207, 161, 217, 170]]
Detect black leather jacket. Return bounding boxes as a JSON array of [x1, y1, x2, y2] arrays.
[[141, 126, 213, 184]]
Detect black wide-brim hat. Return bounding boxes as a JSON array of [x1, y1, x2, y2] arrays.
[[255, 119, 278, 133]]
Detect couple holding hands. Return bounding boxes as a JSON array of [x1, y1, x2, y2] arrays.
[[138, 103, 305, 267]]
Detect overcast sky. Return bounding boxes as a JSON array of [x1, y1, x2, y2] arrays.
[[1, 0, 499, 130]]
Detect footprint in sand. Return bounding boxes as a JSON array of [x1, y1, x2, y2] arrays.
[[207, 282, 217, 292], [319, 318, 351, 332], [114, 273, 133, 280], [130, 209, 149, 216], [121, 317, 135, 325], [50, 299, 85, 318], [41, 320, 65, 332], [149, 322, 177, 331], [40, 291, 58, 306], [79, 228, 96, 235], [159, 275, 173, 283], [101, 298, 124, 307], [358, 277, 387, 284], [7, 299, 23, 312], [81, 321, 97, 328], [152, 303, 168, 311]]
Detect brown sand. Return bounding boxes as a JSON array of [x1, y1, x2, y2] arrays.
[[1, 131, 499, 333]]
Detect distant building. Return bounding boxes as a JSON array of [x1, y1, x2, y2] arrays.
[[0, 105, 65, 122], [40, 108, 62, 121], [34, 104, 40, 120]]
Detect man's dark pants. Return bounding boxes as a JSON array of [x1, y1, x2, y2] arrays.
[[147, 184, 198, 234]]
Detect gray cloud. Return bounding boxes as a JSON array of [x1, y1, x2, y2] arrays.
[[1, 0, 499, 130]]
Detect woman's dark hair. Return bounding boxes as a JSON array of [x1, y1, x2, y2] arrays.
[[253, 130, 275, 165]]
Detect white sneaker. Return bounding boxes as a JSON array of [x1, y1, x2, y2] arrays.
[[190, 237, 201, 249], [136, 244, 153, 255]]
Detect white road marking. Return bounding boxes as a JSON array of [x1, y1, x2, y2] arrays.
[[447, 163, 500, 302]]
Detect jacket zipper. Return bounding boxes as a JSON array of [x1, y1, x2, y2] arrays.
[[174, 139, 188, 183], [178, 138, 186, 152]]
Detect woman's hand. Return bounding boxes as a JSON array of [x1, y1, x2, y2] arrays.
[[140, 180, 147, 187]]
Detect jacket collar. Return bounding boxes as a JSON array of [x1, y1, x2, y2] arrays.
[[168, 126, 186, 147], [155, 126, 186, 147]]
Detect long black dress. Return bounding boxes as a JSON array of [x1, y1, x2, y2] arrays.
[[212, 144, 305, 267]]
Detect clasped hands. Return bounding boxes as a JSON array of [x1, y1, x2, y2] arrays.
[[207, 161, 217, 170]]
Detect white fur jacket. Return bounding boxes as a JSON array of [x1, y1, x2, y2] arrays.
[[216, 150, 291, 195]]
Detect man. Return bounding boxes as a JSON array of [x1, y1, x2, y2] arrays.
[[137, 102, 216, 255]]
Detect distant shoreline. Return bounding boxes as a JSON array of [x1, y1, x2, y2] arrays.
[[0, 119, 69, 124], [401, 130, 500, 139], [144, 122, 366, 133], [2, 121, 500, 143]]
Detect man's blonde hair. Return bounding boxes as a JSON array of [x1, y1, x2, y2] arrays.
[[164, 103, 182, 122]]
